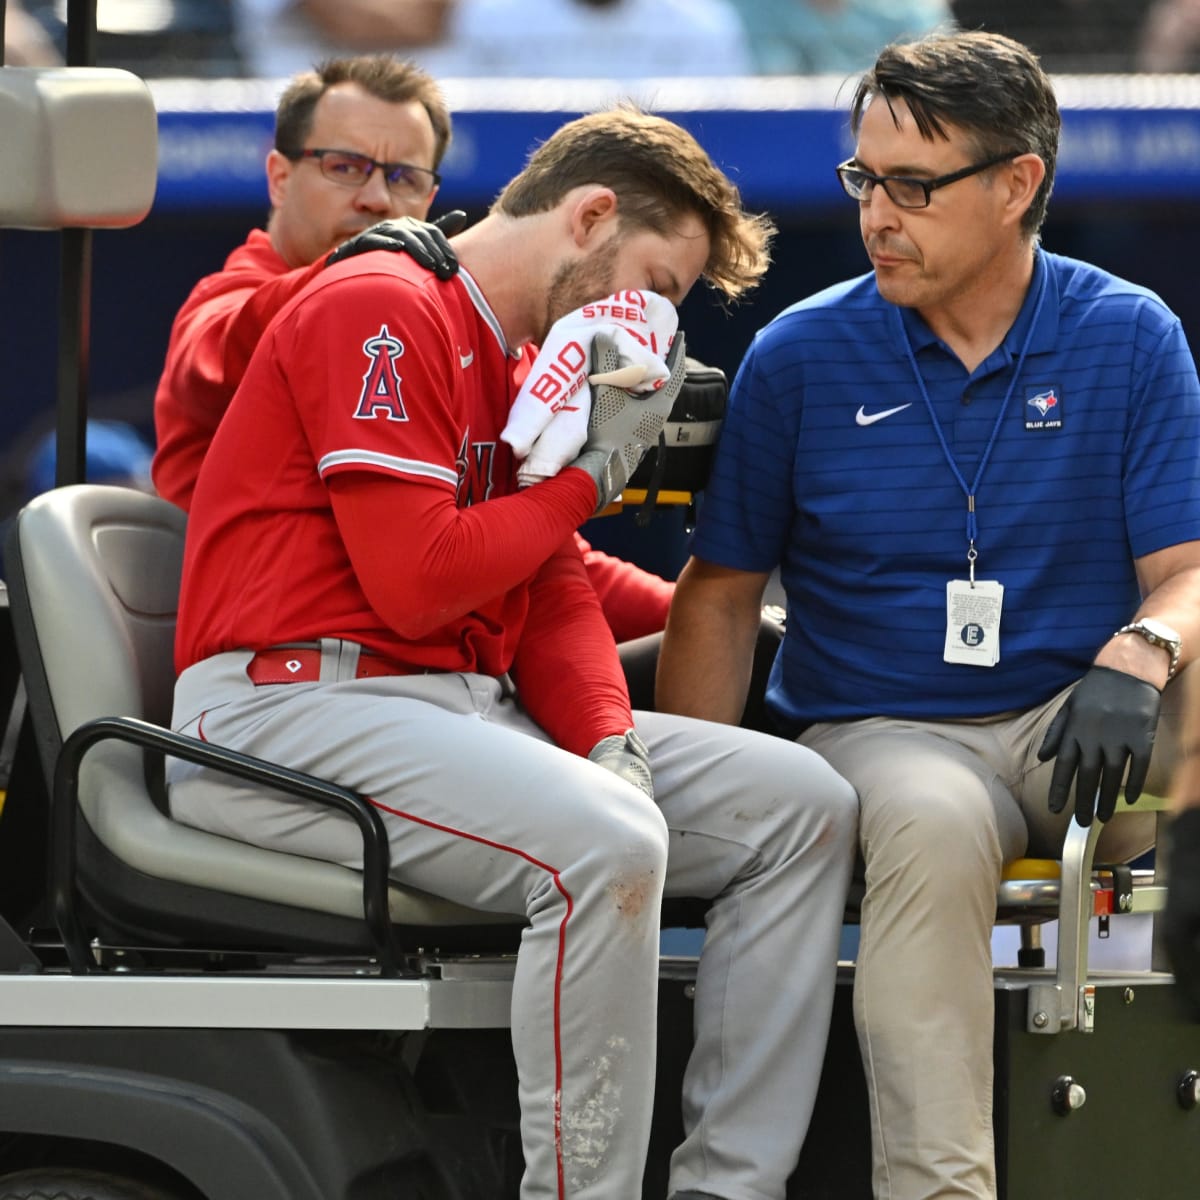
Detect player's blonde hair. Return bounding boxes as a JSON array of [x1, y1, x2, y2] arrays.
[[493, 106, 774, 301]]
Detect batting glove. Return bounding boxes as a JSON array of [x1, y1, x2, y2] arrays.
[[326, 210, 467, 280], [1037, 665, 1162, 826], [588, 729, 654, 800], [568, 330, 688, 515]]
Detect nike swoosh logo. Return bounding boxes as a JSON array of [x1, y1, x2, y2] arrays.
[[855, 403, 912, 426], [459, 349, 474, 368]]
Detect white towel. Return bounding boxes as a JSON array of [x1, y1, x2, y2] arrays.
[[500, 291, 678, 487]]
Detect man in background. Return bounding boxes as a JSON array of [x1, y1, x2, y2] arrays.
[[153, 55, 454, 509]]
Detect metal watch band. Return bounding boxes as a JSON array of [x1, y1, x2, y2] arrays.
[[1115, 621, 1182, 681]]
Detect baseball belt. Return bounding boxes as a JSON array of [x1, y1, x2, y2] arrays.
[[246, 646, 422, 685]]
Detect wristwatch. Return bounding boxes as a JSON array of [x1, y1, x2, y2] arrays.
[[1114, 617, 1183, 681]]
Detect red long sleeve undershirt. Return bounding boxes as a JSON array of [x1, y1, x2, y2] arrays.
[[328, 467, 633, 755]]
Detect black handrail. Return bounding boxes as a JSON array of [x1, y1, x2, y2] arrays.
[[53, 716, 401, 976]]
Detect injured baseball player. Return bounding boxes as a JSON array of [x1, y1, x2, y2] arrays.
[[150, 56, 683, 704], [167, 105, 858, 1200]]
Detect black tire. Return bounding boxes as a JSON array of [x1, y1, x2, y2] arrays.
[[0, 1169, 180, 1200]]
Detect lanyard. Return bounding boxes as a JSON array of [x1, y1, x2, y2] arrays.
[[898, 263, 1048, 584]]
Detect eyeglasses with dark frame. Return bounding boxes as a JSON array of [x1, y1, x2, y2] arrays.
[[835, 151, 1019, 210], [292, 148, 441, 199]]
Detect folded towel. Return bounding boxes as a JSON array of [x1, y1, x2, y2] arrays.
[[500, 290, 678, 486]]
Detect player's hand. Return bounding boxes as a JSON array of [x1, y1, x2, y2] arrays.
[[1037, 665, 1161, 825], [325, 211, 467, 280], [1165, 807, 1200, 1019], [588, 729, 654, 800], [568, 330, 687, 515]]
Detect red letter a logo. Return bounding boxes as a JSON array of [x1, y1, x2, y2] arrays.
[[354, 324, 408, 421]]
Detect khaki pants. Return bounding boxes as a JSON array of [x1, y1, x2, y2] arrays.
[[798, 676, 1185, 1200]]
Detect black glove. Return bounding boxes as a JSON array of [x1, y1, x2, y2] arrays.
[[1037, 665, 1161, 826], [325, 210, 467, 280], [1165, 807, 1200, 1020]]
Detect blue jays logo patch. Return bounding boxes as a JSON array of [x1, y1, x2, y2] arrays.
[[354, 324, 408, 421], [1024, 386, 1062, 431]]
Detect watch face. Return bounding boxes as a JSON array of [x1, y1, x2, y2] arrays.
[[1140, 618, 1181, 646]]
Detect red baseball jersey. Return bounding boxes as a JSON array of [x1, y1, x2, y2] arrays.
[[176, 253, 631, 753], [154, 229, 675, 646]]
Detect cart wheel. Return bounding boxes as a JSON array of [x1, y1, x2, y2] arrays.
[[0, 1169, 181, 1200]]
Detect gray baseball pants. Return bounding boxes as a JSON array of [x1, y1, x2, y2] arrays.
[[169, 641, 858, 1200], [798, 678, 1184, 1200]]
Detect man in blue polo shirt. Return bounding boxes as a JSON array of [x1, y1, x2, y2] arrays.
[[657, 29, 1200, 1200]]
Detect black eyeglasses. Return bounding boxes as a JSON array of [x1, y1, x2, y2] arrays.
[[835, 151, 1018, 209], [293, 148, 441, 199]]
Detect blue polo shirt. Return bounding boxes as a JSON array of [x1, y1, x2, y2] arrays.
[[693, 249, 1200, 726]]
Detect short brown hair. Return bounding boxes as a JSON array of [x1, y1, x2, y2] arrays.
[[274, 56, 452, 169], [494, 106, 774, 301], [851, 31, 1060, 238]]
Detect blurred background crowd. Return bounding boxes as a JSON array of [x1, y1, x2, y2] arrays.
[[8, 0, 1200, 78]]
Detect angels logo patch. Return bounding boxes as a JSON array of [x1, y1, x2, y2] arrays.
[[353, 324, 408, 421], [1024, 386, 1062, 430]]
